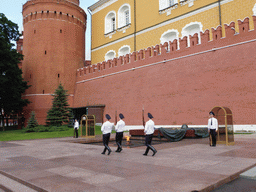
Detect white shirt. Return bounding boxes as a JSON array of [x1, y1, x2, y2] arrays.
[[101, 121, 114, 134], [74, 121, 79, 129], [115, 119, 125, 133], [144, 119, 155, 135], [208, 117, 218, 131]]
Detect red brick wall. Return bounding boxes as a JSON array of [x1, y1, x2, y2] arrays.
[[74, 17, 256, 126]]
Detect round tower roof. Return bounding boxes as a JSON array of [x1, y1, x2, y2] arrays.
[[26, 0, 79, 6], [67, 0, 79, 6]]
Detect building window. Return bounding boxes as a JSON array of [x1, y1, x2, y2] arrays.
[[118, 45, 131, 57], [160, 29, 179, 44], [60, 29, 62, 33], [159, 0, 178, 10], [118, 4, 131, 28], [160, 29, 179, 49], [34, 30, 36, 34], [125, 11, 129, 25], [112, 17, 115, 31], [105, 11, 116, 34], [181, 22, 203, 47], [169, 0, 175, 6], [105, 50, 116, 61], [45, 50, 47, 55]]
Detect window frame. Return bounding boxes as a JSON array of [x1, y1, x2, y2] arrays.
[[181, 22, 203, 47], [105, 50, 116, 61], [118, 45, 131, 57], [105, 11, 117, 35], [118, 4, 131, 29]]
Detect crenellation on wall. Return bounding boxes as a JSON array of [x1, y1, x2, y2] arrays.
[[76, 16, 256, 83], [224, 22, 235, 38], [189, 33, 198, 46], [23, 6, 86, 28], [137, 49, 144, 61], [153, 44, 160, 56], [238, 17, 250, 33], [124, 54, 130, 64], [200, 30, 210, 45], [179, 36, 188, 50], [160, 42, 169, 55], [211, 26, 222, 41], [253, 16, 256, 31], [145, 47, 152, 59]]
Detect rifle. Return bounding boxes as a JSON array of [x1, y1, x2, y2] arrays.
[[209, 131, 212, 146], [115, 110, 117, 125], [142, 106, 145, 127]]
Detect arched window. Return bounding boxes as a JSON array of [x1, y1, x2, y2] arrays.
[[118, 45, 131, 57], [253, 3, 256, 15], [159, 0, 178, 10], [160, 29, 179, 44], [105, 50, 116, 61], [105, 11, 116, 34], [118, 4, 131, 28], [181, 22, 203, 47]]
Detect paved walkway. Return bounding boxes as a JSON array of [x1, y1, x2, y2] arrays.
[[0, 133, 255, 192]]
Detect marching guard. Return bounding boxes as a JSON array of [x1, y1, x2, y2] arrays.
[[208, 111, 218, 147], [143, 113, 157, 156], [115, 113, 125, 152], [101, 114, 114, 155]]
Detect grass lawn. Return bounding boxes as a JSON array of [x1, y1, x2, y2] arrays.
[[0, 125, 103, 141]]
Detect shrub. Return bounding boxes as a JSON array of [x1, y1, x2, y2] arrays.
[[24, 111, 39, 132]]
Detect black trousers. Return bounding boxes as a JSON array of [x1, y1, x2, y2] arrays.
[[102, 133, 111, 153], [115, 132, 123, 146], [103, 133, 110, 146], [145, 134, 153, 146], [144, 134, 156, 155], [210, 129, 217, 146], [74, 128, 78, 138]]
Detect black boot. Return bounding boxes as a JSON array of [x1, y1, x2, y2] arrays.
[[101, 147, 107, 155], [143, 147, 150, 156], [116, 143, 122, 152], [105, 144, 112, 155], [148, 145, 157, 156]]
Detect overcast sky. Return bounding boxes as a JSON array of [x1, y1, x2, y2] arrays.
[[0, 0, 98, 60]]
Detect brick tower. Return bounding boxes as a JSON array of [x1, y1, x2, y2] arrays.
[[22, 0, 87, 124]]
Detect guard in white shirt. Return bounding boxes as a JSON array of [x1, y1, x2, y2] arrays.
[[74, 119, 79, 138], [143, 113, 157, 156], [101, 114, 114, 155], [115, 113, 125, 152], [208, 111, 218, 147]]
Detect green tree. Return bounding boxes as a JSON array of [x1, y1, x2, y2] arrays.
[[46, 83, 72, 126], [25, 111, 39, 132], [0, 13, 30, 130]]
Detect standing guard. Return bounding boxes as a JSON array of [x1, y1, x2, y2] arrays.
[[74, 119, 79, 138], [115, 113, 125, 152], [143, 113, 157, 156], [101, 114, 114, 155], [208, 111, 218, 147]]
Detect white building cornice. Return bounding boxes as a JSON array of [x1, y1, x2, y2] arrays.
[[88, 0, 118, 15]]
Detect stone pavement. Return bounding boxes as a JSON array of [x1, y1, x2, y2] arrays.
[[0, 133, 255, 192]]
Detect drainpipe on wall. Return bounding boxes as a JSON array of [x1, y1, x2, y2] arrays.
[[218, 0, 222, 26], [134, 0, 136, 52], [87, 7, 92, 65]]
